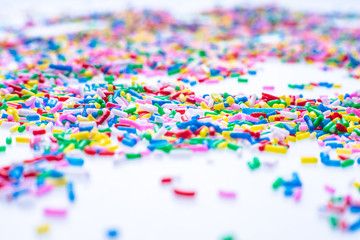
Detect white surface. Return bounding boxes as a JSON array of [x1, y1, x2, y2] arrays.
[[1, 1, 360, 240], [1, 60, 360, 240]]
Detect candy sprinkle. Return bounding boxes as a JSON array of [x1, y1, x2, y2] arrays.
[[1, 4, 360, 237]]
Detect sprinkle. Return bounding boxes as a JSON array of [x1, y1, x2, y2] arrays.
[[173, 188, 196, 197], [44, 208, 68, 218], [37, 224, 50, 234], [301, 157, 318, 164]]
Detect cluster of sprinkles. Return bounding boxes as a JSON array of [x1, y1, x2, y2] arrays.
[[0, 4, 360, 237], [272, 173, 302, 202], [288, 82, 341, 90], [320, 184, 360, 232]]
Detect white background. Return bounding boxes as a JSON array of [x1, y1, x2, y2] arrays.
[[1, 1, 360, 240]]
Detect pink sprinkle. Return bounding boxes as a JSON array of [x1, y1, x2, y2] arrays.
[[141, 150, 152, 157], [230, 103, 241, 110], [204, 79, 220, 84], [294, 188, 302, 202], [228, 113, 242, 122], [50, 102, 63, 113], [34, 184, 53, 196], [324, 185, 335, 194], [219, 190, 237, 199], [178, 144, 208, 152], [299, 124, 308, 131], [67, 114, 77, 122], [263, 86, 274, 91], [318, 139, 324, 147], [51, 143, 59, 152], [44, 208, 67, 218], [25, 96, 36, 106]]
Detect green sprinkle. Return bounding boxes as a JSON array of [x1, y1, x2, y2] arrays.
[[6, 137, 12, 145], [222, 235, 234, 240], [272, 177, 283, 190], [238, 78, 248, 83], [126, 153, 142, 159], [18, 125, 26, 133], [329, 216, 338, 228], [124, 107, 137, 114], [341, 159, 354, 168], [227, 143, 241, 151]]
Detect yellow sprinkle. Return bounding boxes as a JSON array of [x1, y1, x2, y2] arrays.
[[94, 103, 101, 109], [63, 143, 75, 154], [180, 68, 189, 74], [11, 110, 19, 121], [225, 96, 235, 105], [273, 103, 285, 109], [126, 93, 131, 102], [5, 94, 18, 100], [296, 132, 310, 141], [310, 132, 317, 139], [344, 115, 360, 123], [71, 131, 90, 141], [301, 157, 318, 164], [93, 132, 110, 141], [351, 144, 360, 149], [200, 102, 210, 110], [264, 145, 287, 154], [179, 94, 186, 102], [99, 138, 112, 146], [268, 115, 280, 122], [214, 103, 225, 110], [83, 69, 93, 77], [286, 135, 296, 142], [318, 134, 329, 141], [200, 127, 209, 137], [35, 93, 45, 97], [141, 113, 151, 118], [217, 141, 228, 149], [50, 177, 67, 186], [52, 128, 65, 134], [339, 94, 344, 101], [336, 148, 352, 155], [285, 97, 291, 106], [107, 144, 119, 151], [222, 131, 231, 138], [259, 102, 271, 108], [37, 224, 50, 234], [21, 89, 35, 96], [128, 115, 137, 121], [27, 80, 38, 86], [9, 125, 19, 133], [16, 137, 30, 143], [88, 115, 96, 121], [309, 112, 317, 119], [40, 117, 54, 121], [77, 115, 90, 122], [250, 125, 264, 132]]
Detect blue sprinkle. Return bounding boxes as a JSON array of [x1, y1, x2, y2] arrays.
[[49, 64, 72, 72]]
